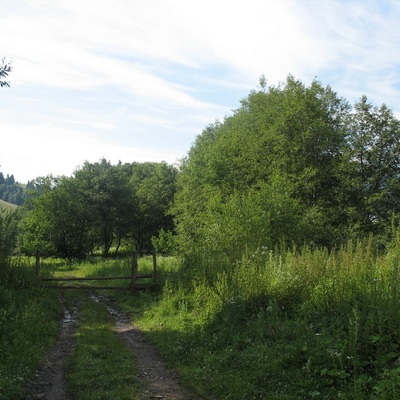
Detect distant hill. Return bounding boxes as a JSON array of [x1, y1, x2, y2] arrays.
[[0, 173, 27, 205], [0, 198, 18, 211]]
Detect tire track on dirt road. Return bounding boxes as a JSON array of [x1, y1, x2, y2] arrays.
[[90, 292, 199, 400], [25, 294, 78, 400]]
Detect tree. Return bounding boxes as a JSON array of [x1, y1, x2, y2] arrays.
[[0, 209, 19, 260], [73, 159, 134, 257], [0, 58, 12, 87], [128, 162, 178, 253], [341, 96, 400, 237], [5, 174, 15, 185], [22, 176, 92, 259], [174, 76, 350, 254], [22, 159, 178, 259]]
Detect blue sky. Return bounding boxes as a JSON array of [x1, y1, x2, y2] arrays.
[[1, 0, 400, 183]]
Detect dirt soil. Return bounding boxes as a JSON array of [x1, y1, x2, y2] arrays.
[[24, 294, 78, 400], [24, 291, 199, 400]]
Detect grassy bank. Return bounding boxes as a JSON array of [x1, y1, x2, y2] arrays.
[[112, 239, 400, 399], [0, 258, 62, 400]]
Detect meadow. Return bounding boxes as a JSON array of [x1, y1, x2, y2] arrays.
[[2, 240, 400, 399], [118, 238, 400, 399]]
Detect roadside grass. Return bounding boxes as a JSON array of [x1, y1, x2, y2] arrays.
[[111, 238, 400, 400], [65, 290, 144, 400], [0, 258, 62, 400]]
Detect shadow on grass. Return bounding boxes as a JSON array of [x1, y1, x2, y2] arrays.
[[130, 289, 400, 400]]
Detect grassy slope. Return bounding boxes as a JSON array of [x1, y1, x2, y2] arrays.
[[0, 199, 18, 211]]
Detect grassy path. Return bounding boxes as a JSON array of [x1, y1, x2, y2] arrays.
[[64, 291, 144, 400], [25, 294, 78, 400], [25, 288, 198, 400], [90, 292, 197, 400]]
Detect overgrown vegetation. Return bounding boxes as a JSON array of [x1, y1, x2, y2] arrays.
[[127, 236, 400, 399]]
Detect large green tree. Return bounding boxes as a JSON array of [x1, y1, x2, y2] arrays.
[[174, 76, 350, 257], [22, 176, 91, 258], [74, 159, 133, 257], [128, 162, 178, 253]]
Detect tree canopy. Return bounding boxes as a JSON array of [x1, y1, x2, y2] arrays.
[[8, 75, 400, 263], [22, 160, 177, 258], [173, 76, 400, 264]]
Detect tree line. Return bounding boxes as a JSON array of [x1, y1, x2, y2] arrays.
[[2, 75, 400, 262], [21, 159, 177, 259]]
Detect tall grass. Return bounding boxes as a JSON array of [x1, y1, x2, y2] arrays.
[[133, 236, 400, 399], [0, 257, 61, 400]]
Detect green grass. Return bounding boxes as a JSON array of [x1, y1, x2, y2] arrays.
[[0, 259, 62, 400], [109, 239, 400, 399], [8, 248, 399, 399], [65, 291, 143, 400], [40, 254, 175, 290], [0, 199, 18, 212]]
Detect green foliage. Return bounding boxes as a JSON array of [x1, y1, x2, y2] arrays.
[[0, 180, 25, 205], [174, 75, 400, 262], [152, 229, 176, 255], [0, 209, 19, 259], [341, 96, 400, 238], [22, 159, 177, 258], [0, 257, 61, 400], [132, 236, 400, 399], [0, 170, 28, 206], [22, 175, 89, 258], [128, 161, 178, 253]]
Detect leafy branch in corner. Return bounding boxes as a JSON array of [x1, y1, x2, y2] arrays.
[[0, 58, 12, 87]]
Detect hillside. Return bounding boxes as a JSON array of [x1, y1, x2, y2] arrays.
[[0, 198, 18, 211]]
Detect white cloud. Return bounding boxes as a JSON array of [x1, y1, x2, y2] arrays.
[[2, 0, 400, 183], [0, 121, 180, 183], [292, 0, 400, 109]]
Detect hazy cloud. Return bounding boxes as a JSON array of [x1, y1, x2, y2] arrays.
[[1, 0, 400, 181]]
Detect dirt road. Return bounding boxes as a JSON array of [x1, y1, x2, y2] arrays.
[[24, 292, 198, 400]]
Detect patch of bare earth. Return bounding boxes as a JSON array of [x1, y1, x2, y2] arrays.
[[24, 293, 78, 400], [90, 293, 199, 400]]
